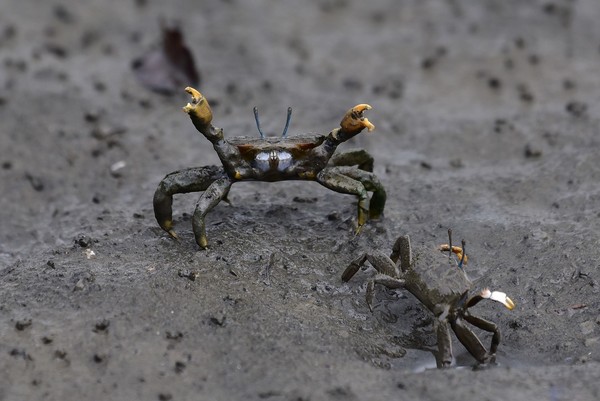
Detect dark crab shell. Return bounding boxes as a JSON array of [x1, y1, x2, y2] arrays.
[[405, 246, 473, 311], [229, 133, 326, 153]]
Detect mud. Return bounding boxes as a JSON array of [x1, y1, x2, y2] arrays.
[[1, 1, 600, 400]]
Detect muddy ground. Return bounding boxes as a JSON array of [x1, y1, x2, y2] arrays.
[[1, 0, 600, 400]]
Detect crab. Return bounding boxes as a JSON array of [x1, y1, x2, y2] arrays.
[[341, 230, 515, 368], [153, 87, 386, 248]]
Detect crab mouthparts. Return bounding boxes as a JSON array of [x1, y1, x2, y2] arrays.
[[481, 288, 516, 310]]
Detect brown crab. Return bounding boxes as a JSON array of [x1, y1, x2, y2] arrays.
[[153, 87, 386, 248], [342, 230, 515, 368]]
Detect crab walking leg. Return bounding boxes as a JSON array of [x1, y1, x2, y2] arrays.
[[390, 235, 412, 272], [191, 178, 232, 249], [333, 166, 386, 219], [153, 166, 227, 239], [317, 167, 369, 230], [329, 149, 375, 172], [342, 252, 404, 312], [435, 320, 453, 368], [463, 313, 501, 356], [450, 316, 492, 364], [365, 274, 406, 311], [342, 251, 399, 282]]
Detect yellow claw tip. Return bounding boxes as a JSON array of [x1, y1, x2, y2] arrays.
[[505, 297, 516, 310], [184, 86, 201, 97], [353, 103, 372, 112], [168, 229, 178, 240]]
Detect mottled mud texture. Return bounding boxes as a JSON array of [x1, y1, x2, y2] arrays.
[[1, 1, 600, 400]]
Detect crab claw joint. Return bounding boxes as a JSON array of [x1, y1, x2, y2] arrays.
[[481, 288, 516, 310], [340, 104, 375, 135], [183, 86, 213, 126]]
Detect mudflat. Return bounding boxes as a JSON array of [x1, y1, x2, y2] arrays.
[[1, 1, 599, 400]]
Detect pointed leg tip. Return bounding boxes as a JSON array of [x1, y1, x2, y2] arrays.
[[196, 237, 209, 250], [168, 230, 179, 240], [354, 225, 364, 237]]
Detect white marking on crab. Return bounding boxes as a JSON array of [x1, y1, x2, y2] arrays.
[[255, 151, 293, 172]]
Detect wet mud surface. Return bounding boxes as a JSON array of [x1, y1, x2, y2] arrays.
[[1, 1, 600, 400]]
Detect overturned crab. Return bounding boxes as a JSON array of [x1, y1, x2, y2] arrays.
[[153, 87, 386, 248], [342, 230, 515, 368]]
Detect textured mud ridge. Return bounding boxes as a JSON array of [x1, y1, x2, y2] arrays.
[[1, 1, 600, 400]]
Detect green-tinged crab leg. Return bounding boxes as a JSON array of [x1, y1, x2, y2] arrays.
[[192, 178, 232, 249], [329, 148, 375, 172], [316, 167, 369, 231], [153, 166, 227, 239], [331, 166, 386, 220]]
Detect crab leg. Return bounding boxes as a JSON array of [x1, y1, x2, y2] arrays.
[[463, 313, 501, 356], [317, 167, 370, 230], [450, 316, 493, 364], [329, 149, 375, 172], [436, 320, 453, 368], [153, 166, 227, 239], [192, 178, 232, 249], [390, 235, 412, 272], [365, 274, 406, 312], [342, 251, 399, 282], [342, 251, 404, 312], [331, 166, 386, 220]]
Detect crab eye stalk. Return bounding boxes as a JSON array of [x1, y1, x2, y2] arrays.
[[447, 228, 453, 262], [459, 239, 466, 268], [281, 107, 292, 138], [253, 106, 265, 139], [253, 107, 293, 139]]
